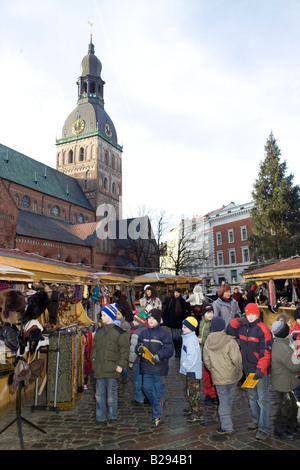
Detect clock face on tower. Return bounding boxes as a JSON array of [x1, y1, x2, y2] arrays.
[[72, 118, 85, 135], [104, 123, 112, 138]]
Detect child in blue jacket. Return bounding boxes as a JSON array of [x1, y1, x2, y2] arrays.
[[180, 316, 204, 423], [136, 309, 174, 427]]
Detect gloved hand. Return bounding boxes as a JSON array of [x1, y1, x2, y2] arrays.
[[253, 369, 264, 380], [152, 354, 160, 363], [238, 315, 248, 325], [137, 345, 145, 355]]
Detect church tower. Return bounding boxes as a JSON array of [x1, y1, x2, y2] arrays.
[[56, 35, 122, 219]]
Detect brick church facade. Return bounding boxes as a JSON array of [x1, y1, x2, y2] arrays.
[[0, 37, 154, 274]]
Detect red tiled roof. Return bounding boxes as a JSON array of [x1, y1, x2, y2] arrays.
[[246, 257, 300, 275]]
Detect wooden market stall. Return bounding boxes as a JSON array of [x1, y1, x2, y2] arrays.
[[0, 250, 99, 421], [129, 272, 203, 308], [244, 257, 300, 330]]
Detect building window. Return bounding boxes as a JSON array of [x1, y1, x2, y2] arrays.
[[103, 177, 108, 190], [52, 206, 60, 216], [217, 251, 223, 266], [242, 247, 250, 263], [112, 182, 116, 194], [228, 229, 234, 243], [79, 147, 84, 161], [231, 270, 237, 283], [229, 249, 236, 264], [216, 232, 222, 246], [78, 214, 84, 223], [68, 150, 73, 164], [241, 226, 247, 241], [22, 195, 30, 208]]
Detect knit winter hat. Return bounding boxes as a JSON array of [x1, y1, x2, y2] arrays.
[[294, 307, 300, 320], [202, 304, 213, 314], [101, 303, 118, 320], [182, 316, 198, 332], [211, 316, 226, 332], [133, 309, 148, 325], [245, 303, 260, 317], [148, 308, 162, 323], [271, 320, 290, 338]]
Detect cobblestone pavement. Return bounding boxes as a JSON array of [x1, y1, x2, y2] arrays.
[[0, 354, 300, 451]]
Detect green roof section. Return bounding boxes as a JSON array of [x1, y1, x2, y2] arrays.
[[0, 143, 93, 211]]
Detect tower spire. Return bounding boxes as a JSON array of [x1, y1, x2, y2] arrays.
[[88, 21, 94, 53]]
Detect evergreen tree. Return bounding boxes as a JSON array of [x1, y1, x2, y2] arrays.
[[249, 131, 300, 261]]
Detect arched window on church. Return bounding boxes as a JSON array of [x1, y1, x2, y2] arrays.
[[79, 147, 84, 161], [83, 82, 87, 94], [68, 150, 73, 164], [111, 156, 115, 169], [90, 82, 95, 93], [103, 177, 108, 190], [112, 182, 116, 194], [105, 150, 109, 165]]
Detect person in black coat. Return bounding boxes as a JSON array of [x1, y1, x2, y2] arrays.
[[163, 288, 189, 358], [113, 290, 133, 322]]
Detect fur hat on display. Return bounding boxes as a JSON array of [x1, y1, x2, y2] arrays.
[[22, 291, 49, 323], [0, 323, 20, 353], [23, 319, 45, 354], [29, 358, 45, 383], [11, 359, 31, 393], [0, 289, 26, 324]]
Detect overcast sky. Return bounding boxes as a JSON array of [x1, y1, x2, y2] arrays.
[[1, 0, 300, 224]]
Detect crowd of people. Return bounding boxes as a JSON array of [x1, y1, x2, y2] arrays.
[[90, 282, 300, 441]]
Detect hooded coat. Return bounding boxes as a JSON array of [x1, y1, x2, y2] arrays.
[[203, 331, 243, 385], [186, 286, 204, 306], [271, 337, 300, 392]]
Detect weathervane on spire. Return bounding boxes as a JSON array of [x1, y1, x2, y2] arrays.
[[88, 21, 94, 42]]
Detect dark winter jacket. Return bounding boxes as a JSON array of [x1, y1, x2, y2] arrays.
[[136, 324, 174, 376], [164, 296, 189, 329], [129, 323, 147, 366], [91, 323, 129, 378], [116, 294, 133, 322], [227, 317, 272, 376]]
